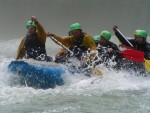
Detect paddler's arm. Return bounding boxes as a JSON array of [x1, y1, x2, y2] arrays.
[[55, 48, 67, 58], [16, 37, 26, 60], [31, 16, 46, 44], [47, 32, 72, 47], [113, 25, 133, 47], [144, 43, 150, 60]]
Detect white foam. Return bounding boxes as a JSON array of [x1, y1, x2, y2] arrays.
[[0, 38, 150, 107]]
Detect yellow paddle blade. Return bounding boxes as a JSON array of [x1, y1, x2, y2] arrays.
[[144, 59, 150, 73], [92, 67, 103, 78]]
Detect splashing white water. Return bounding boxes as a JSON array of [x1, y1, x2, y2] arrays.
[[0, 38, 150, 90], [0, 38, 150, 113]]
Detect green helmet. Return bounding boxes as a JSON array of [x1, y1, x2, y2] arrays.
[[70, 23, 82, 31], [93, 35, 100, 41], [100, 30, 111, 40], [26, 21, 36, 29], [134, 29, 148, 39]]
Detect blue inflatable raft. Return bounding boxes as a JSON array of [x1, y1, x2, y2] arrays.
[[8, 61, 64, 89]]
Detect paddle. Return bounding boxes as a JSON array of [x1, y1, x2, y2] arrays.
[[98, 45, 144, 62], [116, 28, 134, 48], [48, 35, 103, 77], [118, 49, 144, 62], [115, 28, 150, 72], [49, 35, 74, 56]]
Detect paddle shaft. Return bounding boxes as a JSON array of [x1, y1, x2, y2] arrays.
[[116, 28, 134, 48], [49, 36, 74, 55]]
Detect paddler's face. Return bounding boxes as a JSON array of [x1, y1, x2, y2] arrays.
[[71, 30, 81, 38], [99, 37, 107, 46], [135, 36, 144, 44], [28, 26, 36, 35]]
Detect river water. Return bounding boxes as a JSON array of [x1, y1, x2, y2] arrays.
[[0, 0, 150, 113], [0, 39, 150, 113]]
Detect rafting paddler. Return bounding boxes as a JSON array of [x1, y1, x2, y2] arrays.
[[93, 35, 101, 46], [112, 25, 149, 76], [16, 16, 52, 61], [93, 31, 122, 67], [98, 30, 120, 59], [113, 25, 150, 60], [47, 23, 97, 63]]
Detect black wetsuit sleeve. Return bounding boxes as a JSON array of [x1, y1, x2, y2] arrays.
[[115, 31, 134, 47], [111, 42, 120, 51], [144, 43, 150, 60]]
